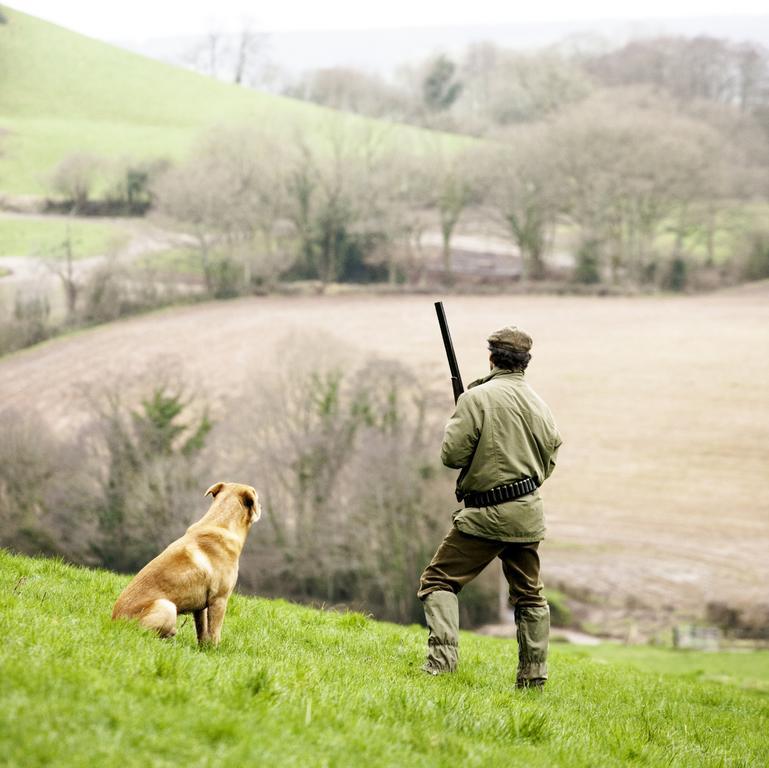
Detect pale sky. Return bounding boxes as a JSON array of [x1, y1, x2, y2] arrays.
[[7, 0, 769, 39]]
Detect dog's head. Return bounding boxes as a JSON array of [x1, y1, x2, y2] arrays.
[[205, 482, 261, 528]]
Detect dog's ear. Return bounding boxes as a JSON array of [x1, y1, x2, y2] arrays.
[[241, 488, 261, 523], [204, 482, 225, 498]]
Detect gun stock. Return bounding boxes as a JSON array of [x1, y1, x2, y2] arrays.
[[434, 301, 464, 404]]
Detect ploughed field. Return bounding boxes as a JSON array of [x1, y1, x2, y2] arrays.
[[1, 290, 768, 627]]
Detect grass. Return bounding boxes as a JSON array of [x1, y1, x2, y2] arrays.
[[566, 644, 769, 693], [142, 247, 204, 276], [0, 8, 462, 196], [0, 216, 127, 258], [2, 550, 768, 767]]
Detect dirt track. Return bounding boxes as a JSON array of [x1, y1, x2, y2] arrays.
[[1, 290, 768, 627]]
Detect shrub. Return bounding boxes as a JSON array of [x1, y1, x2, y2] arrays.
[[90, 383, 212, 573], [0, 293, 53, 356], [661, 256, 688, 292], [0, 409, 86, 557], [49, 153, 100, 213], [740, 228, 769, 281], [223, 342, 498, 626], [105, 157, 170, 214], [573, 240, 602, 284]]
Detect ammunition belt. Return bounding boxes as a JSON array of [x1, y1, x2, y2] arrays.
[[461, 477, 538, 508]]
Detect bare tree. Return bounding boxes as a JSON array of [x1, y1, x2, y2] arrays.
[[153, 125, 293, 292], [585, 36, 769, 112], [482, 127, 563, 280], [368, 147, 434, 285], [282, 119, 392, 285], [232, 21, 266, 85], [43, 228, 82, 321], [284, 67, 409, 120], [0, 408, 86, 558], [49, 153, 100, 213], [422, 142, 482, 285], [552, 90, 724, 285], [217, 336, 464, 623], [457, 43, 592, 131]]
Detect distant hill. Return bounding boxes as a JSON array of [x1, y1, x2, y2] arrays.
[[120, 15, 769, 80], [0, 7, 447, 196]]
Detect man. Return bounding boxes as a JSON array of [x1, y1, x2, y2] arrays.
[[418, 326, 562, 688]]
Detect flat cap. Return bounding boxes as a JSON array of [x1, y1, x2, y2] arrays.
[[487, 326, 533, 353]]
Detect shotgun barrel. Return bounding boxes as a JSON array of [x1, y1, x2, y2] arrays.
[[434, 301, 464, 404]]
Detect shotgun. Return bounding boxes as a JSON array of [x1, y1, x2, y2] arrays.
[[434, 301, 464, 404]]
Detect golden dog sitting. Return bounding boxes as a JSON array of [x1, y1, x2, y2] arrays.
[[112, 482, 260, 645]]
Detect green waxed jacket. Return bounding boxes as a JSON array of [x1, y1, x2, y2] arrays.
[[441, 367, 562, 542]]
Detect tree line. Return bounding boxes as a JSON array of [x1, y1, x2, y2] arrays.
[[275, 36, 769, 135], [42, 33, 769, 295], [47, 88, 769, 296]]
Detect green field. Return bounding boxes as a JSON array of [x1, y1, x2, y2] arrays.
[[0, 8, 457, 197], [0, 216, 128, 258], [2, 550, 767, 767]]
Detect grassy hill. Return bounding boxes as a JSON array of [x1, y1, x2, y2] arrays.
[[0, 7, 454, 196], [0, 215, 129, 258], [1, 550, 768, 767]]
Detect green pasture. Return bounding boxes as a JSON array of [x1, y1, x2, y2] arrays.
[[1, 550, 767, 767], [142, 247, 205, 277], [0, 8, 461, 196], [0, 216, 127, 258], [564, 643, 769, 693]]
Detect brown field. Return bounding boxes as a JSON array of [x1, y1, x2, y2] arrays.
[[2, 289, 768, 632]]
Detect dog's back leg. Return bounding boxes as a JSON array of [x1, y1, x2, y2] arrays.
[[140, 599, 178, 638], [194, 608, 209, 645]]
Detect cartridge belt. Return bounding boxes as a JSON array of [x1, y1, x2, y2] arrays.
[[460, 477, 538, 508]]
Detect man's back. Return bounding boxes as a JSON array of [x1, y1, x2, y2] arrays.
[[440, 367, 562, 543]]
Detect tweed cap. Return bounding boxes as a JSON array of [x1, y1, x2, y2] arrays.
[[487, 326, 533, 353]]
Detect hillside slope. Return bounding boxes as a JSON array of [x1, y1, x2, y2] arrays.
[[0, 7, 451, 195], [1, 550, 768, 767]]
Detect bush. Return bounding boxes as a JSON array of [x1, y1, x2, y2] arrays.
[[105, 157, 170, 215], [205, 255, 244, 298], [90, 383, 212, 573], [0, 409, 85, 557], [573, 241, 602, 284], [661, 257, 688, 292], [545, 588, 573, 627], [0, 343, 500, 628], [0, 293, 54, 356], [81, 262, 125, 324], [49, 153, 100, 213], [222, 342, 499, 627], [740, 228, 769, 281]]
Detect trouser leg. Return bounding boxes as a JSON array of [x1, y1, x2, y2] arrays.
[[417, 526, 502, 673], [500, 541, 549, 685]]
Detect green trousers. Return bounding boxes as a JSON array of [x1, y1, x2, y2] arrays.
[[418, 526, 549, 683]]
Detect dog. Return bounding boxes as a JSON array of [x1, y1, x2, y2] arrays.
[[112, 481, 260, 645]]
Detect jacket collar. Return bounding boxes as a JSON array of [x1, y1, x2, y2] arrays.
[[468, 367, 524, 389]]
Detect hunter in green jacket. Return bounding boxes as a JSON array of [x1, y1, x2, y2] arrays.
[[418, 325, 562, 688]]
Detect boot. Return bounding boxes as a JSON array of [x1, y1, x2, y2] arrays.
[[421, 590, 459, 675], [515, 604, 550, 686]]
